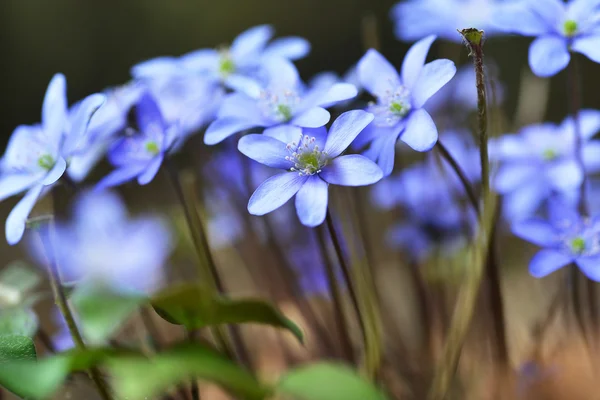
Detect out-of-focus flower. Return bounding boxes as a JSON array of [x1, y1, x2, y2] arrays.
[[0, 74, 105, 245], [30, 190, 172, 294], [355, 35, 456, 176], [490, 110, 600, 221], [51, 308, 76, 352], [238, 110, 383, 227], [204, 58, 357, 145], [495, 0, 600, 77], [513, 199, 600, 280], [391, 0, 509, 43], [96, 93, 179, 190]]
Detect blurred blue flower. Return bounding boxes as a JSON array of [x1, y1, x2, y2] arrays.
[[490, 110, 600, 221], [495, 0, 600, 77], [0, 74, 105, 245], [513, 199, 600, 280], [355, 35, 456, 176], [51, 308, 76, 352], [391, 0, 508, 43], [132, 25, 310, 92], [238, 110, 383, 227], [96, 93, 179, 190], [31, 190, 173, 294], [204, 58, 357, 145]]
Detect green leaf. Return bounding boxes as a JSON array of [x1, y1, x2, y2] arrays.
[[277, 363, 388, 400], [109, 343, 271, 400], [152, 284, 304, 343], [71, 284, 146, 344], [0, 335, 36, 363], [0, 308, 38, 337]]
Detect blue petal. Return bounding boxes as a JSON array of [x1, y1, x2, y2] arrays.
[[547, 197, 581, 228], [136, 93, 167, 134], [137, 155, 164, 185], [576, 255, 600, 281], [400, 109, 438, 151], [295, 175, 328, 227], [237, 134, 291, 169], [572, 34, 600, 64], [42, 73, 68, 143], [263, 37, 311, 60], [0, 173, 42, 202], [547, 159, 583, 192], [376, 131, 402, 177], [411, 59, 457, 108], [263, 125, 303, 144], [577, 109, 600, 139], [204, 117, 263, 145], [319, 155, 383, 186], [180, 49, 220, 72], [323, 110, 375, 157], [357, 49, 400, 98], [131, 57, 182, 78], [64, 93, 106, 155], [6, 184, 44, 245], [316, 83, 358, 108], [529, 249, 572, 278], [583, 141, 600, 173], [248, 172, 308, 215], [512, 219, 558, 247], [264, 58, 300, 89], [494, 164, 537, 194], [224, 75, 263, 99], [96, 164, 146, 191], [291, 107, 330, 128], [218, 93, 264, 121], [40, 157, 67, 185], [529, 36, 570, 78], [503, 181, 548, 222], [303, 127, 328, 150], [230, 25, 274, 62], [492, 3, 552, 36], [401, 34, 436, 89]]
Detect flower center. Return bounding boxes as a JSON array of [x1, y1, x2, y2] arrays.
[[570, 237, 586, 254], [370, 85, 412, 127], [219, 57, 235, 76], [38, 154, 55, 170], [259, 89, 300, 123], [145, 141, 160, 156], [563, 20, 578, 37], [285, 134, 329, 176], [542, 148, 558, 161]]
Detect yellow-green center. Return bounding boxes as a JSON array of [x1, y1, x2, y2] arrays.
[[389, 101, 408, 116], [297, 152, 321, 174], [542, 148, 558, 161], [564, 20, 578, 37], [219, 57, 235, 76], [571, 237, 586, 254], [145, 141, 160, 155], [277, 104, 293, 121], [38, 154, 55, 170]]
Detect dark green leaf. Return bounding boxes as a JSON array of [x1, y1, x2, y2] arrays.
[[277, 363, 388, 400], [152, 284, 304, 344], [0, 308, 38, 337], [0, 335, 36, 363], [108, 343, 271, 400]]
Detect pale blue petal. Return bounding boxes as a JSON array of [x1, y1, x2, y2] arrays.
[[218, 93, 263, 120], [490, 135, 530, 160], [263, 37, 311, 60], [400, 109, 438, 151], [180, 49, 220, 72], [401, 34, 436, 89], [547, 197, 581, 228], [503, 181, 548, 222], [547, 159, 583, 192], [264, 58, 300, 89], [0, 173, 41, 202], [248, 172, 308, 215], [411, 59, 457, 108], [131, 57, 181, 78], [40, 157, 66, 185], [295, 175, 328, 227], [578, 109, 600, 139], [572, 34, 600, 64], [96, 164, 147, 191], [319, 155, 383, 186], [512, 219, 559, 247], [204, 118, 263, 145], [492, 3, 552, 36], [576, 255, 600, 281], [494, 164, 537, 194], [42, 73, 68, 143], [529, 249, 572, 278], [63, 93, 106, 156], [376, 130, 402, 176], [316, 83, 358, 108], [263, 125, 303, 144], [6, 184, 44, 245], [238, 134, 291, 169], [136, 93, 166, 134], [137, 155, 164, 185], [291, 107, 330, 128], [230, 25, 274, 61], [224, 75, 263, 99], [529, 36, 570, 78], [357, 49, 400, 99], [583, 141, 600, 173], [324, 110, 375, 157], [303, 127, 328, 150]]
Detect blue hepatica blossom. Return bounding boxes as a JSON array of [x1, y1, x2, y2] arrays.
[[0, 74, 105, 245], [96, 92, 179, 190], [204, 57, 357, 145], [132, 24, 310, 92], [238, 110, 383, 227], [31, 190, 173, 294], [355, 35, 457, 176], [495, 0, 600, 77], [491, 110, 600, 221], [513, 200, 600, 281], [391, 0, 509, 43]]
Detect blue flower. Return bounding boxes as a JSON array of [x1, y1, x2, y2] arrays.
[[513, 200, 600, 281], [30, 190, 173, 294], [355, 35, 456, 176], [490, 110, 600, 221], [495, 0, 600, 77], [96, 92, 179, 190], [204, 58, 357, 145], [0, 74, 105, 245], [132, 24, 310, 91], [238, 110, 383, 227], [391, 0, 508, 43]]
